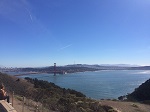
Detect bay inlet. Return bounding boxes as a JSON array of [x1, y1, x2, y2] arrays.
[[7, 70, 150, 99]]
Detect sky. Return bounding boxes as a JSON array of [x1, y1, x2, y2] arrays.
[[0, 0, 150, 67]]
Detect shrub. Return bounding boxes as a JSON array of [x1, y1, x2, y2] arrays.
[[131, 103, 138, 108]]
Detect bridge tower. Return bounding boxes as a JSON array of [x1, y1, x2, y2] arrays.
[[54, 63, 56, 76]]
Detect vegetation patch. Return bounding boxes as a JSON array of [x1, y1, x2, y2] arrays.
[[108, 109, 117, 112], [127, 78, 150, 102], [14, 95, 23, 101], [0, 72, 114, 112], [131, 103, 139, 108]]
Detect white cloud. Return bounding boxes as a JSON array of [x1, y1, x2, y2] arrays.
[[25, 8, 33, 22], [59, 44, 72, 50]]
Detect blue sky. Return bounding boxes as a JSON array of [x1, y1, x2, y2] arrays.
[[0, 0, 150, 67]]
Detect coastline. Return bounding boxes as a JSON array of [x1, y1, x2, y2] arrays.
[[1, 72, 150, 112], [3, 70, 150, 100], [4, 69, 150, 77]]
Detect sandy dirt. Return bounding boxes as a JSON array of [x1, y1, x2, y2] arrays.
[[9, 95, 51, 112], [11, 97, 36, 112], [100, 100, 150, 112]]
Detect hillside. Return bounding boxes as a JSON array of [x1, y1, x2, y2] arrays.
[[1, 72, 150, 112], [127, 78, 150, 103], [0, 72, 115, 112]]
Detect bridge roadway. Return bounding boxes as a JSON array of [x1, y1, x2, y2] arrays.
[[14, 71, 66, 76]]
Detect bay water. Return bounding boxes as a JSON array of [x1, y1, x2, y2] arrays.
[[8, 70, 150, 99]]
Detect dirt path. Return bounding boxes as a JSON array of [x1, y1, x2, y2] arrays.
[[10, 96, 55, 112], [11, 97, 36, 112], [100, 100, 150, 112]]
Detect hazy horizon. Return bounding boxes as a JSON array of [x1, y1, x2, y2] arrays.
[[0, 63, 148, 68]]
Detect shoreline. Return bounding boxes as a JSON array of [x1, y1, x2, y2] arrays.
[[1, 72, 150, 112], [4, 69, 150, 77]]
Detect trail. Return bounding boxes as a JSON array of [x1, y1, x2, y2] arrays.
[[100, 100, 150, 112]]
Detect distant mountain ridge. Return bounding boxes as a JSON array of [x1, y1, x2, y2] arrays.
[[99, 64, 140, 67], [1, 64, 150, 72], [66, 64, 140, 67], [66, 64, 150, 70], [0, 65, 5, 68]]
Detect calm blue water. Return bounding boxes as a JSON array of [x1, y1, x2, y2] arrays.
[[7, 70, 150, 99]]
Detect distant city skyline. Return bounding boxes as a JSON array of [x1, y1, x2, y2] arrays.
[[0, 0, 150, 67]]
